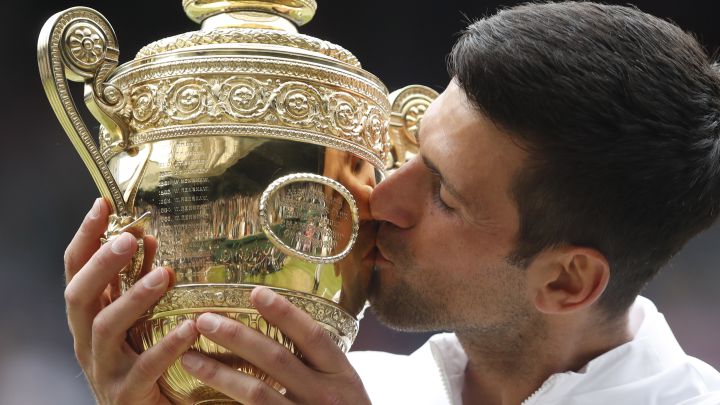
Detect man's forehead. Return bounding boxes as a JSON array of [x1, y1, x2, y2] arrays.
[[416, 84, 486, 209], [417, 82, 484, 153], [417, 83, 465, 145]]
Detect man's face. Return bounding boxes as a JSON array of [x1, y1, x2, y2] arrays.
[[368, 81, 536, 337]]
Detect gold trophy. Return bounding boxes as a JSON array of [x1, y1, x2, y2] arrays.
[[38, 1, 437, 403]]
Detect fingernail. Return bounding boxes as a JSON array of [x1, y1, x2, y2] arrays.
[[182, 351, 203, 372], [142, 267, 167, 289], [87, 198, 102, 219], [197, 313, 221, 333], [254, 287, 275, 307], [111, 233, 134, 254], [175, 320, 195, 339]]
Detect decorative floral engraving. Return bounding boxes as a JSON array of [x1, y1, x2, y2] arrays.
[[48, 9, 128, 214], [130, 84, 159, 123], [151, 285, 358, 345], [102, 85, 122, 105], [329, 93, 363, 134], [168, 79, 209, 121], [112, 56, 385, 107], [65, 23, 106, 67], [285, 294, 358, 344], [276, 82, 322, 126], [222, 77, 268, 116], [136, 28, 360, 67], [403, 104, 426, 141], [112, 74, 389, 160], [364, 106, 387, 151]]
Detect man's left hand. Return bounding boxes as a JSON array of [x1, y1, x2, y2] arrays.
[[181, 286, 371, 405]]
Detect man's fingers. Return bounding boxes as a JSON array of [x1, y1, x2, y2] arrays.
[[125, 320, 199, 393], [64, 198, 110, 284], [65, 232, 138, 354], [110, 235, 160, 301], [139, 235, 158, 278], [193, 313, 312, 395], [92, 267, 171, 362], [181, 352, 292, 405], [250, 287, 348, 373]]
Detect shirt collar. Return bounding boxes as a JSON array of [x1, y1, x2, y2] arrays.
[[426, 333, 467, 405], [420, 296, 682, 405]]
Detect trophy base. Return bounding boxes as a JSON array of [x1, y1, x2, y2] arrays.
[[127, 284, 358, 404]]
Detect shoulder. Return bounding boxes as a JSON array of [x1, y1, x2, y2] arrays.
[[536, 297, 720, 404], [347, 349, 435, 403], [676, 391, 720, 405], [347, 334, 455, 405], [347, 349, 412, 376], [528, 297, 720, 405]]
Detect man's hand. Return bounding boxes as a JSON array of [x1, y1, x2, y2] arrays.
[[181, 287, 371, 405], [64, 198, 199, 405]]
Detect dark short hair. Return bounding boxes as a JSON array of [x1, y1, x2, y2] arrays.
[[449, 1, 720, 317]]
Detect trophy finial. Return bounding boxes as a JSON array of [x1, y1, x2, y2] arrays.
[[183, 0, 317, 31]]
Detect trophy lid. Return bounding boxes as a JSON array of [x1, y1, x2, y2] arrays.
[[91, 0, 389, 170], [137, 0, 359, 66]]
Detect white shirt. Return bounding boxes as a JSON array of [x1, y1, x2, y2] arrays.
[[348, 297, 720, 404]]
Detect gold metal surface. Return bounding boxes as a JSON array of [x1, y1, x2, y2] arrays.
[[135, 29, 360, 65], [259, 173, 360, 264], [133, 285, 357, 403], [183, 0, 317, 28], [39, 1, 437, 404], [38, 7, 128, 216], [387, 85, 439, 168]]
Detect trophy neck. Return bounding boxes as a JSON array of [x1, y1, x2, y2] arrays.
[[201, 11, 298, 32], [183, 0, 317, 32]]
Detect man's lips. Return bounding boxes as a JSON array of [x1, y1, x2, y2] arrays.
[[361, 246, 378, 266], [360, 246, 392, 268], [373, 244, 393, 266]]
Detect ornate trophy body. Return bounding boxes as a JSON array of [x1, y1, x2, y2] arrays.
[[38, 1, 437, 403]]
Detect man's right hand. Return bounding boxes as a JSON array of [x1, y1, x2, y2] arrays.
[[64, 198, 199, 405]]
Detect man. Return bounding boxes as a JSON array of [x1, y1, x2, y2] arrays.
[[63, 2, 720, 404]]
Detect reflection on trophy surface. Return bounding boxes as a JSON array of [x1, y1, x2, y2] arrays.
[[38, 0, 437, 403]]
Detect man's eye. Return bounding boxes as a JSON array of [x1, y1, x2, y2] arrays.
[[431, 178, 454, 213]]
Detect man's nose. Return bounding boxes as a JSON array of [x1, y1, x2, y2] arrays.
[[369, 157, 424, 228]]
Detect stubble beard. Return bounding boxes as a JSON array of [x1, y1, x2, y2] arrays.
[[368, 264, 448, 332], [368, 233, 458, 332], [368, 233, 544, 353]]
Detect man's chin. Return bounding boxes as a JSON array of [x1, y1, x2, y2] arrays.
[[368, 303, 445, 333], [366, 273, 445, 333]]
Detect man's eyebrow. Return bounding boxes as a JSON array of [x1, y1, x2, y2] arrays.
[[421, 154, 468, 207]]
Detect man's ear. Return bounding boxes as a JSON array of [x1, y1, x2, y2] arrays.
[[527, 246, 610, 314]]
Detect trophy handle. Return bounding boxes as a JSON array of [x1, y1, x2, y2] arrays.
[[39, 7, 149, 284], [387, 85, 440, 169], [37, 7, 129, 217], [259, 173, 360, 264]]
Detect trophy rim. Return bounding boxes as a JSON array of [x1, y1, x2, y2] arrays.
[[100, 46, 392, 169], [135, 27, 361, 67], [110, 45, 388, 93]]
